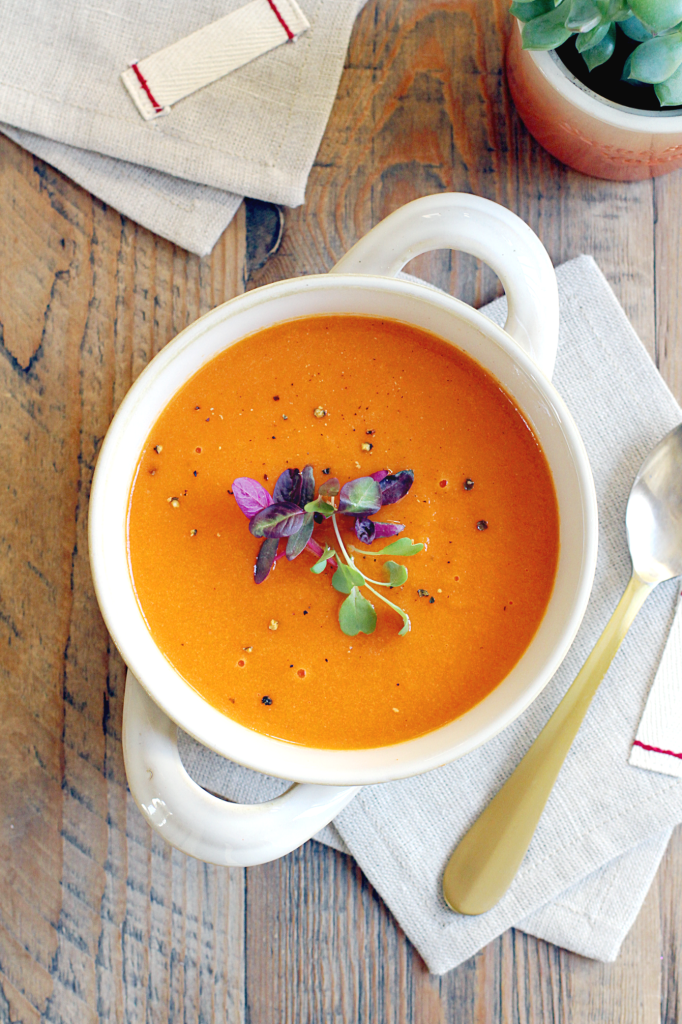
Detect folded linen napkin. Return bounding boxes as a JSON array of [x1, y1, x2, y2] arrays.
[[0, 0, 364, 254], [178, 255, 682, 974]]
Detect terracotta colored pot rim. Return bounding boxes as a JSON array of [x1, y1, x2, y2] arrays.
[[523, 33, 682, 133]]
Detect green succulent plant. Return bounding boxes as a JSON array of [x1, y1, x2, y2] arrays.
[[512, 0, 682, 106]]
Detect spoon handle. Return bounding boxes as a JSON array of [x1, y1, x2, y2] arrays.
[[442, 573, 653, 916]]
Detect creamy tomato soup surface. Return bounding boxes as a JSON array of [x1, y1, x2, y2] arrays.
[[127, 315, 560, 749]]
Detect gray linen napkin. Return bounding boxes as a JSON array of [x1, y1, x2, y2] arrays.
[[178, 255, 682, 973], [0, 0, 364, 254]]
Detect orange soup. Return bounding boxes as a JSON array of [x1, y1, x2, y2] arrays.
[[127, 315, 559, 749]]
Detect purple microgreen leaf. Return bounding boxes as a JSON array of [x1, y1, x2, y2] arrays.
[[232, 477, 272, 518], [286, 513, 314, 560], [379, 469, 414, 505], [310, 544, 337, 574], [254, 538, 279, 584], [354, 517, 405, 544], [332, 563, 366, 594], [384, 560, 408, 587], [273, 468, 301, 504], [370, 470, 390, 483], [374, 537, 424, 557], [338, 587, 377, 636], [299, 464, 315, 507], [374, 521, 405, 539], [338, 476, 382, 516], [319, 477, 340, 498], [304, 498, 335, 518], [354, 517, 376, 544], [249, 501, 305, 539]]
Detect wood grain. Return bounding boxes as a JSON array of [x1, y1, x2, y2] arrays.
[[1, 0, 682, 1020]]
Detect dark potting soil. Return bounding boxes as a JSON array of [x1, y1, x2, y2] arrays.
[[555, 30, 682, 112]]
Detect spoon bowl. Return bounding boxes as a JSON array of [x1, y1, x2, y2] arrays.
[[627, 423, 682, 584]]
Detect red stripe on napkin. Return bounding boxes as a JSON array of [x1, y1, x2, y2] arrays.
[[131, 63, 163, 113], [266, 0, 294, 40], [633, 739, 682, 761]]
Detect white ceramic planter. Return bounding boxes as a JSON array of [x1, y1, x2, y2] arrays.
[[507, 22, 682, 180], [89, 193, 598, 866]]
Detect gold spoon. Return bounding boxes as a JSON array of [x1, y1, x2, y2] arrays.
[[442, 423, 682, 916]]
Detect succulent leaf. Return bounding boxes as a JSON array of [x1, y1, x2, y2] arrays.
[[576, 20, 611, 50], [655, 59, 682, 103], [522, 3, 573, 48], [510, 0, 556, 19], [566, 0, 602, 32], [629, 31, 682, 83], [629, 0, 682, 32], [618, 15, 653, 40], [583, 21, 617, 67]]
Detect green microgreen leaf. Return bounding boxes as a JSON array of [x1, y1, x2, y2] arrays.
[[338, 587, 377, 636], [286, 513, 314, 560], [310, 545, 336, 574], [352, 537, 424, 557], [384, 561, 408, 587], [332, 563, 367, 594], [304, 498, 335, 517], [338, 476, 382, 515], [319, 477, 340, 498]]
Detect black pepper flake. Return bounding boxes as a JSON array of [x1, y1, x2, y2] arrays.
[[366, 429, 375, 435], [273, 395, 280, 401], [417, 589, 429, 597], [322, 467, 330, 475], [314, 512, 324, 524], [429, 596, 435, 604], [261, 696, 272, 706], [272, 435, 276, 440], [193, 470, 198, 477], [303, 610, 308, 615], [205, 418, 210, 422], [464, 478, 474, 490], [290, 664, 294, 668], [477, 520, 488, 531], [195, 406, 200, 410]]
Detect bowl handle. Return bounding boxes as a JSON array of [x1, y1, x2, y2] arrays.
[[331, 193, 559, 379], [123, 671, 360, 866]]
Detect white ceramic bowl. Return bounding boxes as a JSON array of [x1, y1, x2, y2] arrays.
[[89, 194, 598, 865]]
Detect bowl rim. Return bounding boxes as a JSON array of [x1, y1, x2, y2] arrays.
[[89, 272, 599, 785]]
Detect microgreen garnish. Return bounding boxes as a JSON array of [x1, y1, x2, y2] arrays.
[[338, 587, 377, 636], [232, 462, 423, 637], [338, 477, 382, 516]]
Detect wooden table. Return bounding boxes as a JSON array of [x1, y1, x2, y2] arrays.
[[1, 1, 681, 1021]]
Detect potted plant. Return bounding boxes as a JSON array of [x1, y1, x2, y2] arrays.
[[506, 0, 682, 180]]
